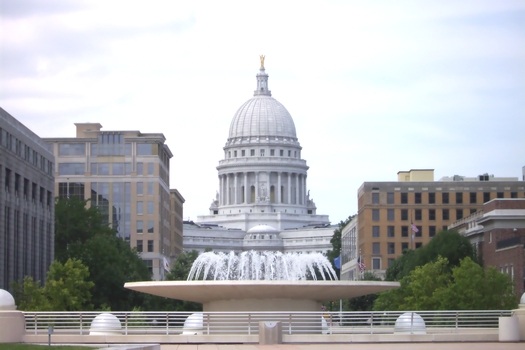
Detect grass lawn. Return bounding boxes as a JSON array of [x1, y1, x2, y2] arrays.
[[0, 345, 93, 350]]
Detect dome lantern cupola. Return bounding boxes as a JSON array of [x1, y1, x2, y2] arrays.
[[254, 55, 271, 96]]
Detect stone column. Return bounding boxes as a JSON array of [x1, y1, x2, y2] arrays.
[[287, 173, 292, 204], [295, 174, 299, 205], [277, 172, 282, 204], [255, 172, 259, 201], [303, 175, 307, 205], [244, 172, 248, 204], [226, 174, 230, 205], [234, 173, 238, 204], [219, 175, 224, 206]]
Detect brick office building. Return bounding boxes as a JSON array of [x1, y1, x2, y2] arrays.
[[356, 169, 524, 279]]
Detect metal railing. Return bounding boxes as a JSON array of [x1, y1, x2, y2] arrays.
[[23, 310, 511, 336]]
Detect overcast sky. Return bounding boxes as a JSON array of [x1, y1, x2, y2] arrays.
[[1, 0, 524, 224]]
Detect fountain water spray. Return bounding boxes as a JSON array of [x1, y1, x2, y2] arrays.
[[187, 251, 338, 281]]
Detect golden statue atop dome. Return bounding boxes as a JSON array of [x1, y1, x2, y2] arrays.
[[259, 55, 265, 69]]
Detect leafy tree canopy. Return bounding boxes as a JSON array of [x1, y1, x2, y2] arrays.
[[54, 196, 114, 263], [12, 259, 94, 311], [344, 271, 381, 311], [374, 256, 517, 311], [385, 230, 475, 281]]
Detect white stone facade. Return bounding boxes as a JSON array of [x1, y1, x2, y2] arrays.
[[185, 63, 334, 254]]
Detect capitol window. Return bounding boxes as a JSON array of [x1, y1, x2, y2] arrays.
[[280, 150, 283, 156], [242, 150, 245, 156], [288, 150, 291, 157], [250, 149, 255, 156], [234, 150, 237, 157], [260, 149, 265, 156], [270, 149, 275, 156]]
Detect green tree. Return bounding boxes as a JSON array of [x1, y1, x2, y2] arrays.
[[11, 276, 50, 311], [54, 197, 114, 263], [375, 256, 518, 311], [12, 259, 94, 311], [44, 259, 94, 311], [166, 250, 200, 281], [384, 230, 474, 281], [76, 234, 151, 311]]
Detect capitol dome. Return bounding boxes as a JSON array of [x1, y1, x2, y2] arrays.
[[229, 96, 296, 141], [228, 61, 297, 142]]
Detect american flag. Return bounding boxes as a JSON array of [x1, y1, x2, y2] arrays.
[[358, 257, 366, 272], [411, 223, 419, 233]]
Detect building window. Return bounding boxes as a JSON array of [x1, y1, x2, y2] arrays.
[[372, 193, 379, 204], [456, 192, 463, 204], [137, 201, 143, 215], [137, 240, 143, 252], [270, 149, 274, 156], [415, 226, 422, 237], [372, 258, 381, 270], [147, 201, 154, 214], [387, 209, 395, 221], [144, 259, 152, 273], [497, 192, 504, 198], [401, 209, 408, 221], [260, 149, 265, 156], [415, 242, 422, 249], [442, 192, 449, 204], [415, 209, 422, 221], [147, 240, 154, 252], [429, 226, 436, 237], [137, 220, 143, 233], [234, 150, 237, 157], [288, 150, 291, 157], [401, 226, 408, 237], [113, 163, 124, 175], [388, 243, 395, 254], [373, 242, 380, 254], [483, 192, 490, 202], [280, 150, 284, 156], [387, 226, 395, 237], [456, 209, 463, 220], [242, 150, 245, 156], [470, 192, 477, 204], [429, 209, 436, 221], [137, 143, 154, 155], [148, 163, 154, 175], [470, 208, 477, 214], [511, 192, 517, 198], [147, 220, 154, 233], [372, 209, 380, 221], [401, 242, 409, 251], [59, 143, 85, 156], [137, 162, 143, 175], [250, 149, 255, 156], [415, 192, 422, 204], [137, 182, 143, 195], [401, 193, 408, 204], [372, 226, 380, 237], [428, 192, 435, 204], [442, 209, 449, 220], [58, 163, 84, 175], [387, 192, 394, 204], [388, 258, 395, 267], [148, 182, 154, 195]]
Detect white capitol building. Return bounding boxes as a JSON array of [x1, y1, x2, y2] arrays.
[[183, 58, 336, 254]]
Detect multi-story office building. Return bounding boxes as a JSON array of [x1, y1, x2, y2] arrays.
[[0, 108, 55, 291], [44, 123, 173, 280], [170, 189, 185, 260], [356, 169, 525, 279]]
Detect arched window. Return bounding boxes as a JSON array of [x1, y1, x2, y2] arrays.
[[270, 185, 275, 203]]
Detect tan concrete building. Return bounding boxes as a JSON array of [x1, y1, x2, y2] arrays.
[[170, 189, 185, 259], [44, 123, 173, 280], [356, 169, 525, 279]]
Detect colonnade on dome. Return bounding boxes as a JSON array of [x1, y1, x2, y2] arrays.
[[218, 171, 308, 206]]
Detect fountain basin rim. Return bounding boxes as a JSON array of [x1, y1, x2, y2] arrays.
[[124, 280, 400, 304]]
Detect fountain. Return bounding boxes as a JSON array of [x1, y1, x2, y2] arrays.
[[125, 251, 399, 312]]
